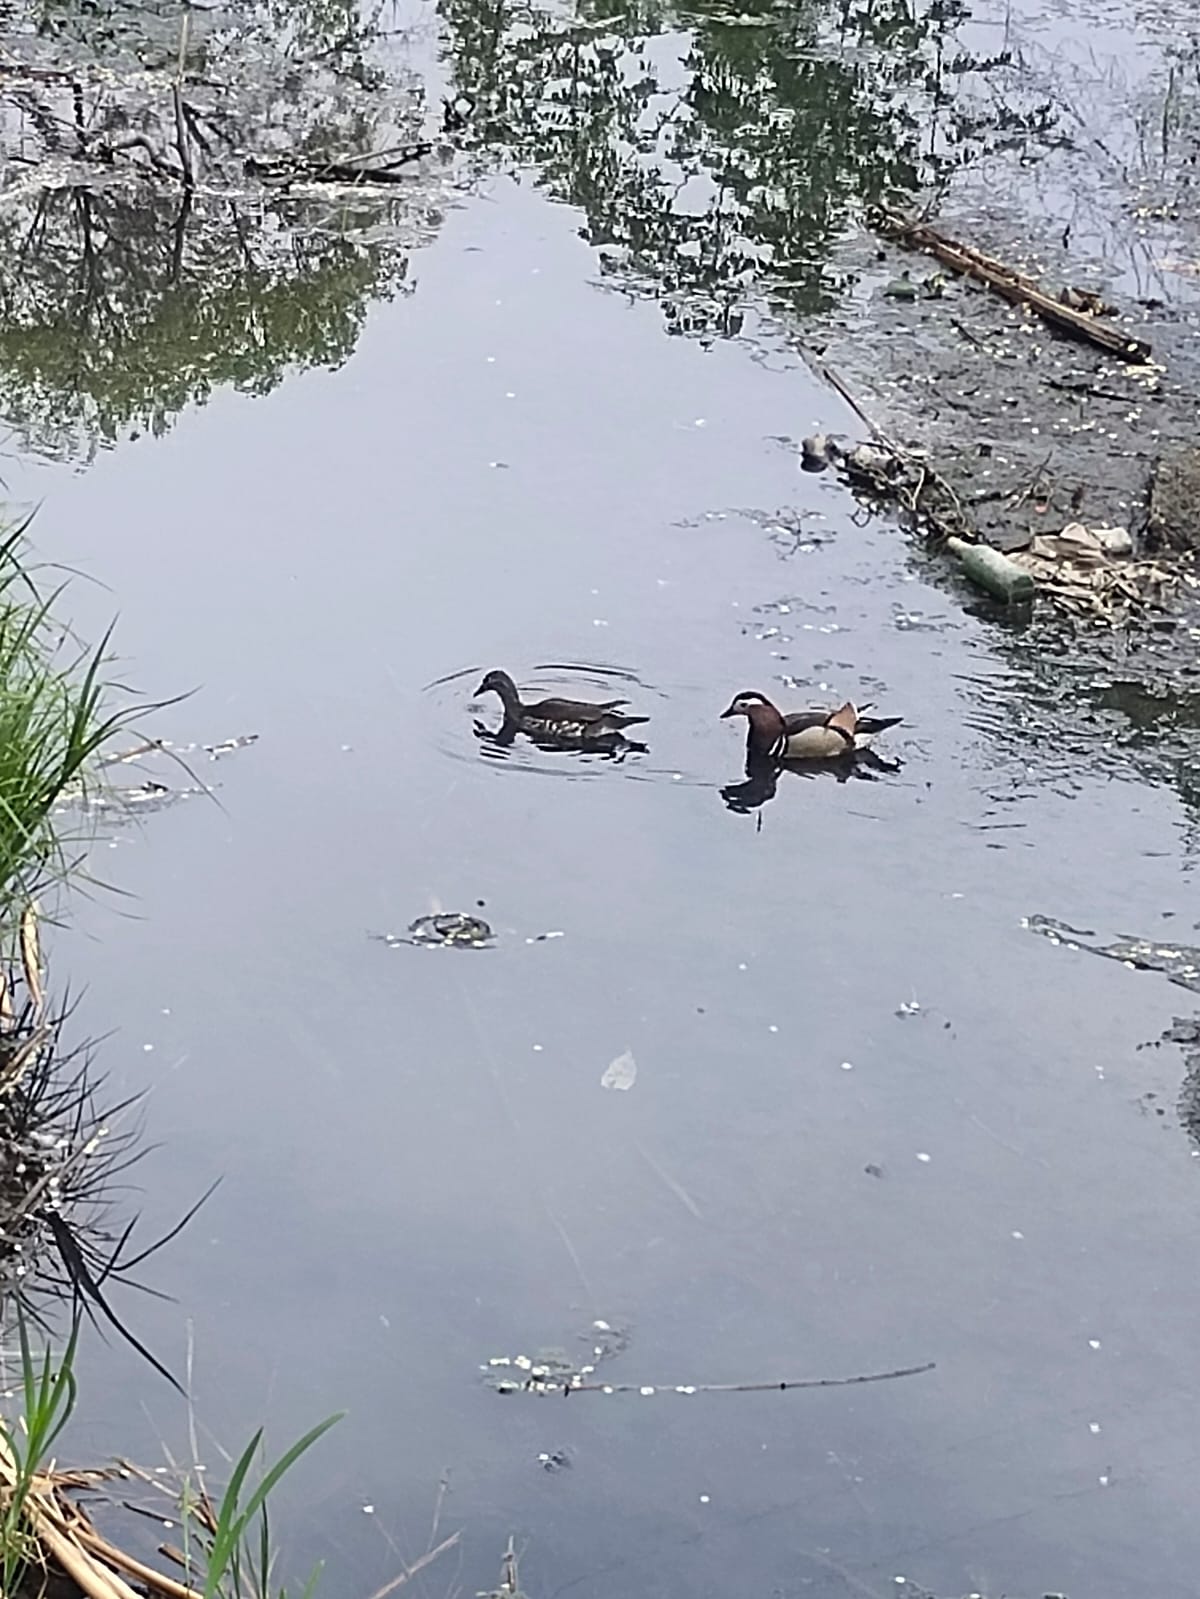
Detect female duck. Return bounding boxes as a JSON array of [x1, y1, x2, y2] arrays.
[[475, 670, 649, 741], [720, 690, 901, 761]]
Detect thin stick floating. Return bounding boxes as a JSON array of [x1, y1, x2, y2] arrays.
[[494, 1360, 936, 1397]]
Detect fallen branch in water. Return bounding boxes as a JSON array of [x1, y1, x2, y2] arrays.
[[820, 363, 976, 546], [494, 1359, 936, 1396], [363, 1530, 463, 1599], [878, 212, 1152, 363]]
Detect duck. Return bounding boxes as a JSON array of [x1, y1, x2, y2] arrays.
[[474, 670, 649, 741], [720, 690, 901, 761]]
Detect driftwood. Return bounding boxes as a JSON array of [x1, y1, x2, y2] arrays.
[[0, 1439, 183, 1599], [880, 214, 1152, 364], [0, 1442, 462, 1599]]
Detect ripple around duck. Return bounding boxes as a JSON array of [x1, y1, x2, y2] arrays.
[[423, 660, 693, 785]]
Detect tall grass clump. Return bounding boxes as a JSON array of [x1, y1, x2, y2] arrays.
[[0, 1310, 341, 1599], [180, 1414, 342, 1599], [0, 1314, 80, 1598], [0, 514, 138, 911]]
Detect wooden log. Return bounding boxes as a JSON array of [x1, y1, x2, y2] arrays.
[[880, 215, 1151, 364], [945, 536, 1036, 603]]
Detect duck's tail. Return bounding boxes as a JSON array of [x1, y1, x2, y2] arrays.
[[857, 714, 903, 736]]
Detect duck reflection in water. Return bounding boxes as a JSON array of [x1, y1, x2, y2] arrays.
[[721, 745, 901, 816], [474, 716, 648, 760]]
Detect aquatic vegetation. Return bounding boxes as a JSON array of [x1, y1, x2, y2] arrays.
[[180, 1414, 342, 1599], [0, 1314, 80, 1599], [0, 515, 142, 914], [0, 1312, 340, 1599]]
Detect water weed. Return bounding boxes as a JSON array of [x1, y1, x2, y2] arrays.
[[0, 514, 144, 914], [180, 1415, 343, 1599], [0, 1313, 341, 1599], [0, 1313, 80, 1596]]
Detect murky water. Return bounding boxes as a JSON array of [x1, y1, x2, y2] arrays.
[[3, 0, 1200, 1594]]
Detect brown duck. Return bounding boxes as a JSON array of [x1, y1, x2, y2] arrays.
[[720, 691, 901, 760], [475, 670, 649, 740]]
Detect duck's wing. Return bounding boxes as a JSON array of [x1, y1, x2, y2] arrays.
[[777, 703, 859, 759], [781, 724, 855, 759], [824, 702, 860, 739], [780, 709, 833, 735], [524, 695, 628, 723]]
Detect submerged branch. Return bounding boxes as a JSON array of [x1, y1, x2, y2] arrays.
[[495, 1359, 937, 1397]]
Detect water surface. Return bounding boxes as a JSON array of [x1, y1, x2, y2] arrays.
[[3, 3, 1200, 1596]]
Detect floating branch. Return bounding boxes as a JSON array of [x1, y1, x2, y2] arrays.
[[492, 1360, 936, 1397], [878, 212, 1152, 363]]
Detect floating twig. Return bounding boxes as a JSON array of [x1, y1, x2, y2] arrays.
[[495, 1359, 936, 1397], [822, 363, 972, 542], [364, 1530, 463, 1599], [477, 1537, 522, 1599]]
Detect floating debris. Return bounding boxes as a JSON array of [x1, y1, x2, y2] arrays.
[[78, 779, 205, 817], [479, 1536, 526, 1599], [479, 1327, 932, 1403], [482, 1320, 630, 1394], [203, 733, 260, 759], [374, 913, 495, 950], [1004, 521, 1180, 620], [483, 1347, 579, 1395], [490, 1360, 934, 1399], [601, 1049, 637, 1090], [882, 271, 918, 302], [1026, 914, 1200, 993], [879, 214, 1151, 362], [800, 433, 831, 472]]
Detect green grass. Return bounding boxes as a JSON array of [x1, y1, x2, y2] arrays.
[[0, 1311, 341, 1599], [183, 1415, 343, 1599], [0, 1313, 80, 1598], [0, 513, 145, 916]]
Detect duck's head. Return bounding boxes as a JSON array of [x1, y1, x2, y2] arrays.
[[721, 691, 787, 753], [720, 691, 778, 722], [474, 669, 517, 700]]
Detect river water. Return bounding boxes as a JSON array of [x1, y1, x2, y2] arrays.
[[3, 0, 1200, 1595]]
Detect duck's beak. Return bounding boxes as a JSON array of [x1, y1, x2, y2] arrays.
[[720, 702, 744, 720], [473, 679, 489, 697]]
